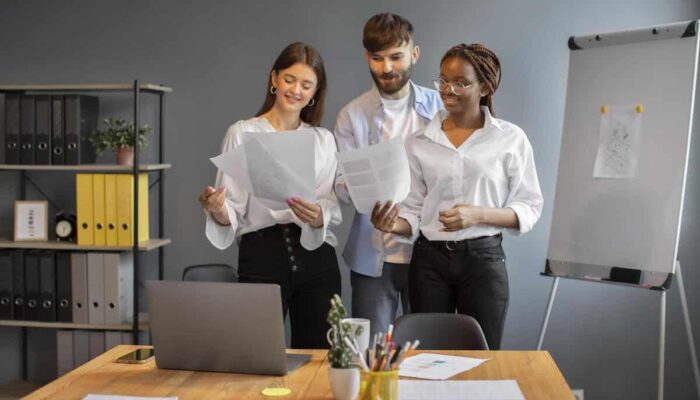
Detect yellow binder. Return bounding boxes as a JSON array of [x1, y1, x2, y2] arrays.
[[104, 174, 119, 246], [92, 174, 106, 246], [76, 174, 94, 245], [116, 174, 150, 246]]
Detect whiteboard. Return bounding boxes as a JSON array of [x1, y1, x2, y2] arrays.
[[546, 21, 699, 289]]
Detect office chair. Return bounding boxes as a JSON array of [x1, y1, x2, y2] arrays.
[[392, 313, 489, 350], [181, 263, 237, 283]]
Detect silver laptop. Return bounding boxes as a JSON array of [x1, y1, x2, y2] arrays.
[[146, 280, 311, 375]]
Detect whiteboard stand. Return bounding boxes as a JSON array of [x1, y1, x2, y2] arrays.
[[536, 261, 700, 400]]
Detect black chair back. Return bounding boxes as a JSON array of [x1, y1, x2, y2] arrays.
[[392, 313, 489, 350], [181, 263, 237, 283]]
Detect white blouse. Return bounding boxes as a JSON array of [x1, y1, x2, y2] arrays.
[[205, 117, 341, 251], [398, 107, 543, 242]]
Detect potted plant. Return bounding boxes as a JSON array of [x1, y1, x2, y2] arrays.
[[90, 117, 152, 165], [326, 294, 360, 400]]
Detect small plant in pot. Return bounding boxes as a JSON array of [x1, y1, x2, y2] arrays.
[[90, 117, 152, 165], [327, 294, 360, 400]]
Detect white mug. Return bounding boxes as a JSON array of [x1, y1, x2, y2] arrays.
[[327, 318, 371, 358]]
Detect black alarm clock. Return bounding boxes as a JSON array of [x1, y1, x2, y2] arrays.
[[55, 210, 77, 242]]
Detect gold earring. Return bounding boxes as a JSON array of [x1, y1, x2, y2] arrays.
[[307, 98, 315, 107], [270, 86, 277, 95]]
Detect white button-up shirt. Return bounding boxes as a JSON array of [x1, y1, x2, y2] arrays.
[[334, 82, 443, 276], [399, 107, 543, 242], [205, 117, 341, 251]]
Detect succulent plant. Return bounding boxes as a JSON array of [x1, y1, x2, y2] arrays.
[[326, 294, 353, 369]]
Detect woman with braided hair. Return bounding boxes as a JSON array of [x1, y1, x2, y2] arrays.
[[370, 43, 543, 349]]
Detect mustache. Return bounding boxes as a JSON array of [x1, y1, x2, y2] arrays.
[[379, 73, 399, 80]]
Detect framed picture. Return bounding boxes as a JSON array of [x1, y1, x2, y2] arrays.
[[14, 200, 49, 241]]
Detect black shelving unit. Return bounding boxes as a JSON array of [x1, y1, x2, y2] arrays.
[[0, 81, 171, 379]]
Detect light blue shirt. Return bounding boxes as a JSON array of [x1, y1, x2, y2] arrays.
[[334, 81, 443, 277]]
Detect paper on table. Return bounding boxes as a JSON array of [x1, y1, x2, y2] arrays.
[[336, 135, 410, 214], [83, 395, 178, 400], [398, 380, 525, 400], [398, 353, 490, 380], [593, 104, 643, 179], [244, 130, 316, 210]]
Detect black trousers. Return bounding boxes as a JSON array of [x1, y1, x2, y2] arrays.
[[237, 223, 341, 349], [409, 233, 509, 350]]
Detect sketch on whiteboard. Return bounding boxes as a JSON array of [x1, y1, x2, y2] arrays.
[[593, 104, 643, 179]]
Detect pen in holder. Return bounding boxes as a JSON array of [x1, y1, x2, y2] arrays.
[[359, 369, 399, 400]]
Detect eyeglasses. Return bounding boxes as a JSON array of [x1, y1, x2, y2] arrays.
[[432, 78, 475, 95]]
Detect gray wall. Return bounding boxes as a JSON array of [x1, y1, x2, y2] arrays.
[[1, 1, 699, 398]]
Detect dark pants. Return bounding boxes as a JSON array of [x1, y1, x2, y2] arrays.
[[238, 223, 341, 349], [409, 233, 509, 350]]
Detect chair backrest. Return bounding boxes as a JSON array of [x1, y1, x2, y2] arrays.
[[392, 313, 489, 350], [182, 263, 237, 282]]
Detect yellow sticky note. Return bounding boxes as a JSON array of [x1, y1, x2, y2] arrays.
[[261, 387, 292, 397], [600, 105, 608, 114], [636, 104, 644, 113]]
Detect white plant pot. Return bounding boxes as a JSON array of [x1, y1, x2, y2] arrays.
[[328, 366, 360, 400]]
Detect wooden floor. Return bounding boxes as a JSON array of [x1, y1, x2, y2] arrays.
[[0, 381, 42, 400]]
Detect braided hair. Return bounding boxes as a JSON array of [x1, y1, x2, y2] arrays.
[[440, 43, 501, 116]]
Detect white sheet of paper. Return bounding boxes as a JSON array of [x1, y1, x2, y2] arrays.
[[83, 395, 177, 400], [398, 380, 525, 400], [593, 104, 643, 179], [399, 353, 490, 380], [336, 135, 410, 214], [210, 145, 252, 192], [244, 130, 316, 210]]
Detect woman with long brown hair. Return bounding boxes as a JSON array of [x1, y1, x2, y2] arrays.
[[371, 43, 543, 349], [199, 42, 341, 349]]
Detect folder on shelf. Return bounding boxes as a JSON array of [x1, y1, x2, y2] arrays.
[[93, 174, 106, 246], [105, 174, 119, 246], [24, 251, 41, 321], [19, 95, 35, 165], [64, 95, 98, 165], [56, 330, 74, 376], [51, 95, 65, 165], [104, 252, 133, 325], [38, 251, 56, 322], [87, 252, 105, 324], [76, 174, 94, 246], [70, 252, 88, 324], [11, 250, 25, 320], [55, 252, 72, 322], [4, 94, 21, 164], [73, 330, 90, 368], [88, 330, 105, 360], [35, 95, 52, 165], [117, 173, 150, 246], [0, 250, 15, 319], [105, 331, 136, 351]]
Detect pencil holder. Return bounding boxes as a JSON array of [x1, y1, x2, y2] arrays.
[[359, 369, 399, 400]]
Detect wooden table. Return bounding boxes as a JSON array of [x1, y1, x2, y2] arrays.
[[25, 345, 574, 399]]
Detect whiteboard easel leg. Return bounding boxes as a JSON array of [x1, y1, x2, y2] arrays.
[[659, 289, 666, 400], [676, 262, 700, 399], [537, 277, 559, 350]]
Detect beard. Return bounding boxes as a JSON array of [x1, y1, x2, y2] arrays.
[[370, 63, 412, 96]]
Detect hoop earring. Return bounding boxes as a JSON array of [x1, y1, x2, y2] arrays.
[[307, 98, 315, 107], [270, 86, 277, 95]]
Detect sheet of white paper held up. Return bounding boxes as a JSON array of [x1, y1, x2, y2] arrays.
[[210, 130, 317, 210], [336, 135, 410, 214]]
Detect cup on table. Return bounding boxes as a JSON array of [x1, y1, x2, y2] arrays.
[[342, 318, 370, 356], [359, 369, 399, 400], [327, 318, 370, 365]]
